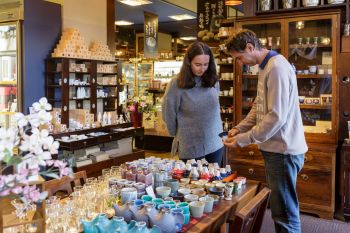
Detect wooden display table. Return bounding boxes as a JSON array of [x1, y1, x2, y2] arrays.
[[183, 180, 259, 233]]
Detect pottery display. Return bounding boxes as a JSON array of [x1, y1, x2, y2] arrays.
[[189, 201, 205, 218], [282, 0, 294, 8], [128, 221, 161, 233], [303, 0, 319, 6], [113, 201, 135, 223], [81, 214, 109, 233]]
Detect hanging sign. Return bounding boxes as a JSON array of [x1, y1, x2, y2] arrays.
[[144, 11, 158, 58], [197, 0, 227, 42]]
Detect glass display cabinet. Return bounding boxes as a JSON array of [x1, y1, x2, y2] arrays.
[[137, 62, 153, 96], [0, 22, 20, 128], [122, 62, 136, 97]]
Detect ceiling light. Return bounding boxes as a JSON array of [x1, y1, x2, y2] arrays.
[[169, 14, 196, 21], [118, 0, 152, 6], [225, 0, 243, 5], [180, 36, 197, 41], [115, 20, 134, 26]]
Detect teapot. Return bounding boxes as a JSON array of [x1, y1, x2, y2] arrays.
[[149, 208, 184, 233]]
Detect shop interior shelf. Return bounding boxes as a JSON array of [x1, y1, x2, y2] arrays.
[[0, 50, 16, 56], [97, 96, 118, 99], [0, 81, 16, 86], [69, 98, 90, 101], [217, 63, 234, 66], [97, 84, 118, 87], [256, 3, 347, 15], [300, 104, 332, 109], [97, 72, 119, 75], [297, 74, 332, 78], [242, 74, 258, 78], [219, 79, 234, 82], [146, 88, 165, 94]]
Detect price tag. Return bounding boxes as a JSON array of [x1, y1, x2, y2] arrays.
[[146, 185, 156, 198]]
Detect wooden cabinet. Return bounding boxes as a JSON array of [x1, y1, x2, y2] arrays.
[[228, 10, 340, 219], [341, 143, 350, 219], [45, 58, 123, 127]]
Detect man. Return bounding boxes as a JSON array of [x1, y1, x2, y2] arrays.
[[224, 29, 308, 233]]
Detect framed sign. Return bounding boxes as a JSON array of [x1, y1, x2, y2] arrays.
[[197, 0, 227, 42], [144, 11, 158, 58]]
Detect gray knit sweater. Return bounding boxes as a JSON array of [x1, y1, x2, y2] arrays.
[[162, 76, 223, 159]]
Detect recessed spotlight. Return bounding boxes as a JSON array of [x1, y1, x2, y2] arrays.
[[169, 14, 196, 21], [115, 20, 134, 26], [118, 0, 152, 6], [180, 36, 197, 41]]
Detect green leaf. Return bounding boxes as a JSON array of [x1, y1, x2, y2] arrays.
[[2, 148, 13, 164], [7, 156, 23, 166]]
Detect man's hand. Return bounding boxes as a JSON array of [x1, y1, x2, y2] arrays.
[[228, 128, 240, 138], [223, 136, 239, 148]]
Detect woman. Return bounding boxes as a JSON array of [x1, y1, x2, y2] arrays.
[[162, 41, 223, 164]]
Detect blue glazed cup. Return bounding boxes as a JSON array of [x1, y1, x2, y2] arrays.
[[183, 212, 190, 225], [164, 201, 176, 209], [141, 195, 153, 202], [152, 198, 164, 209], [176, 202, 190, 214]]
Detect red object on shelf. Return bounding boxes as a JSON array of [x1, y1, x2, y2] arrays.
[[130, 104, 143, 128]]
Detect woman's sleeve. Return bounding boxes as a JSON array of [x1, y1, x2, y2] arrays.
[[162, 78, 180, 136]]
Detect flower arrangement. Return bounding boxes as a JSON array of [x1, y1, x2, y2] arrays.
[[0, 97, 72, 204], [127, 95, 154, 113]]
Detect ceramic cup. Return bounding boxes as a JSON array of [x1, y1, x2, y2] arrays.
[[152, 198, 164, 209], [199, 196, 214, 213], [176, 202, 190, 214], [184, 194, 199, 202], [189, 201, 205, 218], [164, 201, 176, 209], [227, 57, 233, 64], [308, 65, 317, 74], [298, 96, 305, 104], [120, 187, 138, 204], [156, 186, 171, 198], [141, 195, 153, 202], [164, 179, 180, 194]]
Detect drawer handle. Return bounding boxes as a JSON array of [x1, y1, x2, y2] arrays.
[[248, 168, 254, 174], [83, 141, 87, 145], [248, 151, 254, 156], [301, 174, 309, 181]]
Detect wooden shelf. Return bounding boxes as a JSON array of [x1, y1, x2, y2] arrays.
[[300, 104, 332, 109], [46, 71, 90, 74], [0, 81, 16, 86], [70, 98, 90, 101], [219, 79, 234, 82], [242, 74, 258, 78], [217, 63, 234, 66], [97, 84, 118, 87], [289, 43, 332, 49], [97, 96, 118, 99], [146, 88, 165, 94], [256, 3, 347, 15], [98, 72, 119, 75], [48, 57, 118, 63], [220, 95, 234, 98], [297, 74, 332, 78]]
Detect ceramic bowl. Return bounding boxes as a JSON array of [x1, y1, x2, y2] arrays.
[[215, 183, 226, 189], [156, 186, 171, 198], [309, 65, 317, 74], [208, 187, 224, 196], [205, 183, 216, 191], [191, 189, 206, 197], [178, 188, 191, 196], [184, 194, 199, 202], [180, 178, 190, 184]]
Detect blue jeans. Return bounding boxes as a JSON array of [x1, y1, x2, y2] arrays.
[[262, 151, 304, 233]]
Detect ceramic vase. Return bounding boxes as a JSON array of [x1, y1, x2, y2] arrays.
[[113, 201, 135, 223], [149, 208, 184, 233], [260, 0, 271, 11]]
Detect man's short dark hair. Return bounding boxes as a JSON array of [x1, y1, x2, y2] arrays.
[[225, 29, 262, 52]]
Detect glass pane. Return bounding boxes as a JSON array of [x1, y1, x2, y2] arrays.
[[0, 23, 18, 117], [288, 19, 332, 134], [243, 23, 282, 51], [137, 63, 152, 96], [241, 75, 258, 120], [122, 63, 135, 97]]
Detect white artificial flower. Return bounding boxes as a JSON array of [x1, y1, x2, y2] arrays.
[[0, 127, 18, 149], [134, 96, 140, 102], [14, 113, 29, 128], [32, 97, 52, 112], [42, 136, 59, 154], [141, 96, 147, 101], [37, 110, 52, 125], [19, 134, 43, 155], [21, 151, 51, 170]]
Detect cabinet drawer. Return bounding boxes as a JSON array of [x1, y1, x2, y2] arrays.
[[228, 145, 263, 161], [231, 160, 266, 182], [68, 137, 96, 149], [304, 150, 334, 171], [297, 168, 333, 207], [343, 150, 350, 164]]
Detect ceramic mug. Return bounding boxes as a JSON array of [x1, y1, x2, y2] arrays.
[[199, 196, 214, 213], [176, 202, 190, 214], [120, 187, 137, 204], [184, 194, 199, 202], [164, 179, 180, 194], [156, 186, 171, 198], [189, 201, 205, 218]]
